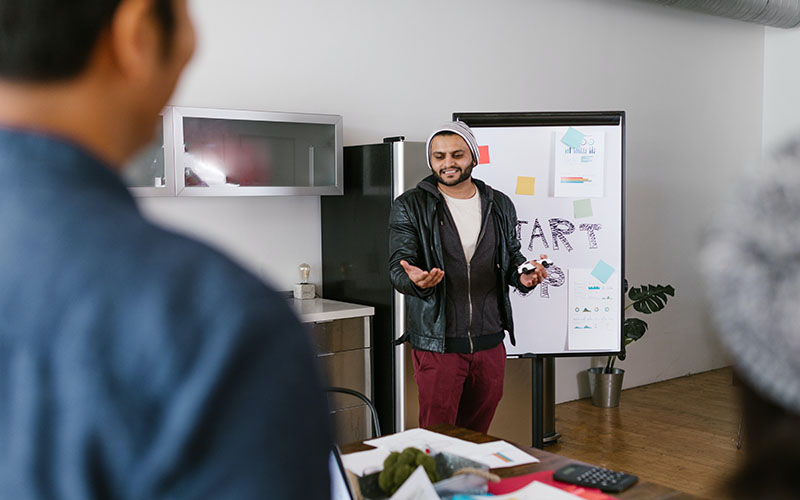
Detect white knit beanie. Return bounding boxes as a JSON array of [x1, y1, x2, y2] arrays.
[[425, 121, 480, 170]]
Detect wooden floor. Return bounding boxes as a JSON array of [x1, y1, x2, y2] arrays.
[[547, 367, 743, 499]]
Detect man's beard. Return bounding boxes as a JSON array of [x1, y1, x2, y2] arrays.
[[434, 164, 474, 186]]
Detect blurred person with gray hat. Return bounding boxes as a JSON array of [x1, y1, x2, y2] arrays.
[[702, 137, 800, 499], [388, 121, 548, 433]]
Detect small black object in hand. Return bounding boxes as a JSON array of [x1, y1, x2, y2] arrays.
[[517, 259, 553, 274]]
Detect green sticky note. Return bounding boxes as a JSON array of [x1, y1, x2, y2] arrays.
[[591, 260, 615, 284], [574, 199, 593, 218], [561, 127, 585, 150]]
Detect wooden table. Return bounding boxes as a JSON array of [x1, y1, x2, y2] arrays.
[[341, 424, 700, 500]]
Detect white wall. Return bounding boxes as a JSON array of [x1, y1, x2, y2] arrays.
[[137, 196, 320, 290], [141, 0, 764, 403], [763, 27, 800, 151]]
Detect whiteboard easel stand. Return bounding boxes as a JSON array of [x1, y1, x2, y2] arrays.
[[517, 353, 560, 449]]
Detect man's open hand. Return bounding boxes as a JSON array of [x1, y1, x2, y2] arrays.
[[400, 260, 444, 289]]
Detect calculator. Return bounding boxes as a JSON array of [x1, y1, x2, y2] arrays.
[[553, 463, 638, 493]]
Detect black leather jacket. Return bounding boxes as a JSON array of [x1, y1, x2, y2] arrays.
[[389, 175, 533, 353]]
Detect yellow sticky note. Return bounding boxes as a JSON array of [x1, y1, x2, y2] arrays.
[[516, 176, 536, 196]]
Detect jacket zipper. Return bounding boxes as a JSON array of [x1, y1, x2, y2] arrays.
[[467, 262, 474, 353], [466, 200, 494, 355]]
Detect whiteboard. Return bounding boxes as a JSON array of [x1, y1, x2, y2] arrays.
[[455, 112, 624, 357]]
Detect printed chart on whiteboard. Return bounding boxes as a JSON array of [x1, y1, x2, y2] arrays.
[[554, 131, 605, 198], [456, 112, 624, 356], [568, 268, 618, 350]]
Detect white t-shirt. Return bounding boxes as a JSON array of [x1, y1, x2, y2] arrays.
[[440, 188, 482, 263]]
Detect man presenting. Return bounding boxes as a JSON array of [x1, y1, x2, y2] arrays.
[[389, 121, 547, 433], [0, 1, 330, 498]]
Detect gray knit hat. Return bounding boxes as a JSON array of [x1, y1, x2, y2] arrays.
[[426, 121, 480, 170], [701, 137, 800, 414]]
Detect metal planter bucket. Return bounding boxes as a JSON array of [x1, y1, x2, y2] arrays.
[[587, 367, 624, 408]]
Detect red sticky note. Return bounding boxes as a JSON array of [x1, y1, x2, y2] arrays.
[[478, 145, 491, 164]]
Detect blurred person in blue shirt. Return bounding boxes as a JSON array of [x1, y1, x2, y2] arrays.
[[0, 1, 331, 498]]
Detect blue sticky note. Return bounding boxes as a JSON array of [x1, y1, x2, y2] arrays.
[[591, 260, 615, 283], [561, 127, 585, 150]]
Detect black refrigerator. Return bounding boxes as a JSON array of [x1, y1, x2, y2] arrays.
[[321, 137, 428, 434]]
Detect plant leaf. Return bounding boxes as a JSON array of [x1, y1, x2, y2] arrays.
[[628, 284, 674, 314], [623, 318, 648, 342]]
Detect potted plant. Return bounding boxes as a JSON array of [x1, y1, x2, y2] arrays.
[[588, 280, 675, 407]]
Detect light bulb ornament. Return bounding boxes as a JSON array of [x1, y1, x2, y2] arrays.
[[299, 263, 311, 284], [293, 263, 315, 299]]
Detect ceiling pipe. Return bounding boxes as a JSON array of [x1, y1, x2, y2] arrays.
[[642, 0, 800, 28]]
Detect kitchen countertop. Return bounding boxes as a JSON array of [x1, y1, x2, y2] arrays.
[[291, 297, 375, 323]]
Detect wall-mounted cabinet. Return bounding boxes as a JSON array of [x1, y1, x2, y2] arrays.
[[122, 110, 175, 196], [123, 107, 343, 196]]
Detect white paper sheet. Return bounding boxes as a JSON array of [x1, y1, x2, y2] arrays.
[[464, 480, 583, 499], [388, 466, 440, 500], [442, 440, 539, 469], [567, 268, 619, 350], [362, 429, 539, 470], [340, 446, 392, 476], [363, 428, 481, 455], [554, 131, 605, 198]]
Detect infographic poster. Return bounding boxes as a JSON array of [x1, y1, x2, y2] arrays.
[[567, 268, 619, 350], [554, 131, 606, 198]]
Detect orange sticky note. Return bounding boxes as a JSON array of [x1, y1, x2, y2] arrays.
[[516, 176, 535, 196], [478, 145, 491, 164]]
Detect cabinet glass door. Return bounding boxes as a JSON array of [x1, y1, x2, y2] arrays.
[[173, 107, 342, 196], [122, 109, 175, 196]]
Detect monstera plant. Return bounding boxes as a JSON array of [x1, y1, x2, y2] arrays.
[[603, 280, 676, 373]]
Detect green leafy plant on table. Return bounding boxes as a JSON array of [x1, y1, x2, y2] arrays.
[[378, 447, 438, 496], [603, 280, 675, 373]]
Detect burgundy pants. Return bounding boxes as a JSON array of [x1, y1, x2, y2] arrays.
[[412, 342, 506, 434]]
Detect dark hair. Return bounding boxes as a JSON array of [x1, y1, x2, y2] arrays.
[[0, 0, 175, 82], [728, 376, 800, 499]]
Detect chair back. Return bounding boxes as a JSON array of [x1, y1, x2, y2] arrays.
[[324, 386, 382, 440]]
